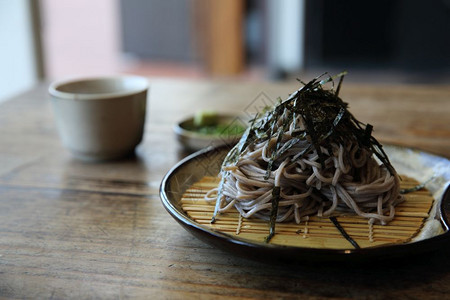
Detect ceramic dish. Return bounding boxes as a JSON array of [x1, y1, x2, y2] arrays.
[[49, 76, 148, 161], [160, 145, 450, 263], [174, 114, 247, 152]]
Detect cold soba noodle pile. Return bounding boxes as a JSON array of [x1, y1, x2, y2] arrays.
[[205, 73, 404, 241]]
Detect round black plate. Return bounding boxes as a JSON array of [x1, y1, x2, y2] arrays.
[[160, 145, 450, 264]]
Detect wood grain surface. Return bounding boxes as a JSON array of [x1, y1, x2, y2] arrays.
[[1, 78, 450, 299]]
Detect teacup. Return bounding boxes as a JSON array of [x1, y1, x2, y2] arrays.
[[49, 76, 148, 161]]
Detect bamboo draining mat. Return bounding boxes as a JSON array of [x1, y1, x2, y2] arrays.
[[181, 176, 435, 249]]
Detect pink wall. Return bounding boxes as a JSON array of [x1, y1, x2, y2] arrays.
[[40, 0, 122, 79]]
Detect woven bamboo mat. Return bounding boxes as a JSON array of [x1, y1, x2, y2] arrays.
[[181, 176, 434, 249]]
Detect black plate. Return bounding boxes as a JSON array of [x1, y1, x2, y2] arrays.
[[160, 145, 450, 264]]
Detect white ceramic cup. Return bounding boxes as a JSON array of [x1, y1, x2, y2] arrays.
[[49, 76, 148, 161]]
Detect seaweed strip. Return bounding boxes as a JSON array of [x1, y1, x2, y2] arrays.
[[265, 186, 281, 243], [211, 177, 225, 223], [265, 127, 285, 180], [321, 106, 347, 141], [400, 176, 436, 194], [335, 71, 347, 96], [329, 216, 361, 249], [301, 104, 326, 168]]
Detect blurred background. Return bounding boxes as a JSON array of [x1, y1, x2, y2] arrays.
[[1, 0, 450, 102]]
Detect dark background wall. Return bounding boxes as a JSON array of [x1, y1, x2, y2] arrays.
[[120, 0, 195, 62], [304, 0, 450, 72]]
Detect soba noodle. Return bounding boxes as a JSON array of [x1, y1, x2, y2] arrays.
[[206, 73, 403, 240]]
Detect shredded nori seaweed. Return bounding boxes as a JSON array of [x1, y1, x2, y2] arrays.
[[213, 72, 396, 241], [329, 216, 361, 249], [265, 186, 281, 243]]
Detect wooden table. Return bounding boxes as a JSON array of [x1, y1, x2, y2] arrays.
[[1, 78, 450, 299]]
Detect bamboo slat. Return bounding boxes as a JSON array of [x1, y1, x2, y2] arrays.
[[181, 176, 435, 249]]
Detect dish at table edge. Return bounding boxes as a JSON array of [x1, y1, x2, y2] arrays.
[[160, 144, 450, 264]]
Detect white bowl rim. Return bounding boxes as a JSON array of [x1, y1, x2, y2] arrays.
[[48, 75, 149, 100]]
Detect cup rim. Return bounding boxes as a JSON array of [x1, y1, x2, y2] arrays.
[[48, 75, 149, 100]]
